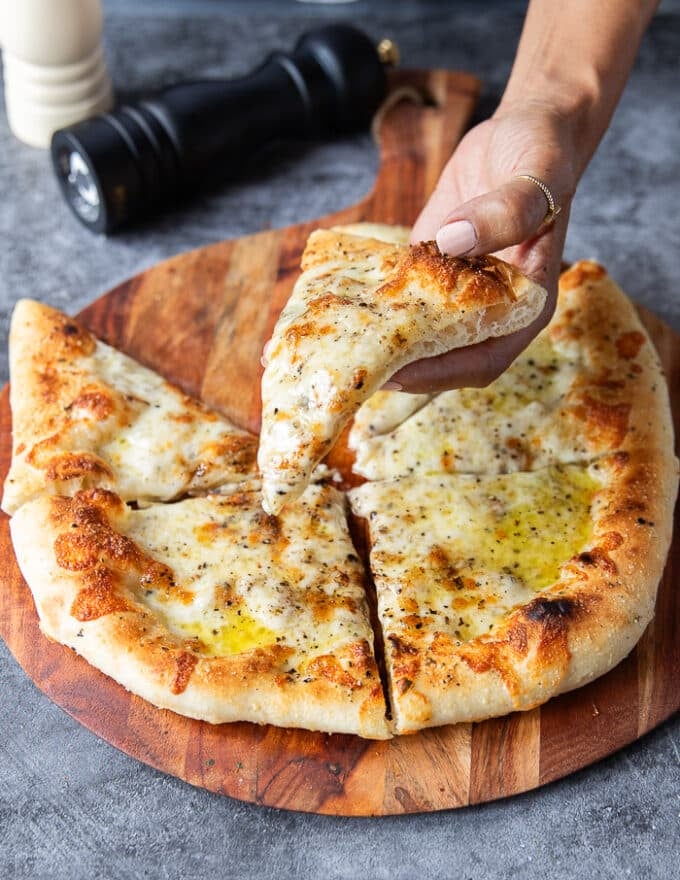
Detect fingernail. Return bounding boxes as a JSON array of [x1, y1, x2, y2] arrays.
[[436, 220, 477, 256], [382, 381, 403, 391]]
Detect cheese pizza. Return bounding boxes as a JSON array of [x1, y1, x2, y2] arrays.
[[349, 458, 676, 733], [350, 261, 674, 481], [258, 228, 547, 515], [2, 299, 258, 515], [2, 244, 677, 741], [10, 482, 389, 738]]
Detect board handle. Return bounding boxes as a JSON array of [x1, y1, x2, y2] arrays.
[[359, 68, 480, 226]]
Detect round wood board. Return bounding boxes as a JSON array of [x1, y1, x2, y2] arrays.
[[1, 69, 679, 815]]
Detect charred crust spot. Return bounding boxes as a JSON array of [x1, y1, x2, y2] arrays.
[[51, 315, 96, 356], [524, 597, 576, 623], [387, 634, 418, 656], [70, 566, 128, 621], [171, 651, 198, 695], [559, 261, 607, 290], [353, 368, 367, 391], [576, 546, 618, 574], [615, 331, 646, 360], [68, 387, 115, 421], [44, 452, 114, 482], [611, 450, 630, 469]]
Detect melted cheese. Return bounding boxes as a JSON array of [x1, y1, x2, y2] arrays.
[[350, 390, 434, 442], [126, 484, 375, 665], [352, 331, 591, 480], [350, 465, 601, 644], [85, 343, 256, 499]]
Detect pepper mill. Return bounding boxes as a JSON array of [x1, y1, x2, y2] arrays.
[[0, 0, 113, 148], [51, 24, 397, 234]]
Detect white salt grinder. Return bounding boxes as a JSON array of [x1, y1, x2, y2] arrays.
[[0, 0, 113, 148]]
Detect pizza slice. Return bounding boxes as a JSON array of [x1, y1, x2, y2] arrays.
[[10, 482, 390, 738], [349, 455, 678, 734], [2, 299, 258, 515], [350, 261, 673, 481], [258, 228, 547, 514]]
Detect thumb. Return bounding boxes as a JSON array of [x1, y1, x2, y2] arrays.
[[434, 176, 560, 257]]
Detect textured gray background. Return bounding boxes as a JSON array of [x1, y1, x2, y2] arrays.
[[1, 1, 679, 878]]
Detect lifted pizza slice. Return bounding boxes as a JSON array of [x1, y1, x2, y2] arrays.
[[351, 262, 674, 481], [11, 482, 390, 739], [2, 299, 258, 514], [258, 229, 547, 515], [350, 456, 677, 734]]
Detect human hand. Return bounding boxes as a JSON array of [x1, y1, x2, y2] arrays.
[[389, 100, 577, 393]]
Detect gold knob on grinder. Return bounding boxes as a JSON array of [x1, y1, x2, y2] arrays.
[[377, 38, 400, 67]]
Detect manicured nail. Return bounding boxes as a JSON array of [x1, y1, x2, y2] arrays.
[[382, 380, 403, 392], [436, 220, 477, 256]]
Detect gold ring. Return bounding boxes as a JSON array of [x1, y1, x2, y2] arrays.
[[515, 174, 562, 226]]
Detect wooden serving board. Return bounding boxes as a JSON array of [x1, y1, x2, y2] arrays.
[[1, 68, 679, 816]]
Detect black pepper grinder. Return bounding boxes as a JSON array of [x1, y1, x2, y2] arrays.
[[50, 24, 399, 234]]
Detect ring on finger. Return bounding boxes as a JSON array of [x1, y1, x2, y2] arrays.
[[514, 174, 562, 226]]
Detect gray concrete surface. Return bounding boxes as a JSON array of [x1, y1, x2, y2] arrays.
[[1, 2, 679, 878]]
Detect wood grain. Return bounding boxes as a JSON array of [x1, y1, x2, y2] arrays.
[[1, 68, 679, 816]]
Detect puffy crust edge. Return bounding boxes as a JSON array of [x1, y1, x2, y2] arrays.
[[553, 261, 676, 461]]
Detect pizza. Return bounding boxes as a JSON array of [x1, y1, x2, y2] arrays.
[[11, 483, 389, 738], [348, 258, 678, 732], [349, 460, 675, 733], [349, 261, 674, 480], [258, 228, 547, 515], [2, 299, 258, 516], [2, 241, 677, 741]]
